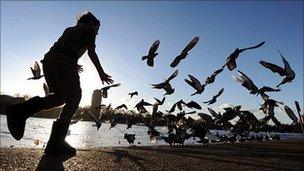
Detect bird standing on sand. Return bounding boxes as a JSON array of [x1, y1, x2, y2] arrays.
[[28, 61, 44, 80], [151, 70, 178, 96], [124, 133, 136, 146], [203, 88, 224, 105], [223, 41, 265, 71], [170, 36, 199, 68], [128, 91, 138, 98], [142, 40, 160, 67], [99, 83, 121, 98], [185, 75, 206, 96], [259, 49, 295, 87]]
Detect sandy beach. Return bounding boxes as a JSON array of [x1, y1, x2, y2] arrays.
[[1, 139, 303, 171]]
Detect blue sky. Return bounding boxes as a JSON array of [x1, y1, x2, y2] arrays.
[[1, 1, 303, 124]]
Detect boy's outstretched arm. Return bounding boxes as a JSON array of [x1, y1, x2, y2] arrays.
[[88, 46, 114, 85]]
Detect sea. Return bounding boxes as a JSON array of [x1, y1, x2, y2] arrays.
[[0, 115, 303, 149]]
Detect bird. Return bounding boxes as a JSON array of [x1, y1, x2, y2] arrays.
[[142, 40, 160, 67], [151, 70, 178, 96], [124, 133, 136, 146], [223, 41, 265, 71], [166, 100, 186, 113], [28, 61, 44, 80], [185, 100, 202, 110], [99, 83, 121, 98], [89, 112, 102, 130], [170, 36, 199, 68], [115, 104, 128, 110], [203, 88, 224, 105], [259, 50, 295, 87], [152, 97, 166, 116], [128, 91, 138, 98], [204, 68, 224, 85], [184, 74, 206, 96], [43, 83, 50, 96], [134, 99, 152, 113], [207, 107, 222, 120]]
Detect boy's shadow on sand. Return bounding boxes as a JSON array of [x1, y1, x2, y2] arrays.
[[35, 154, 75, 171]]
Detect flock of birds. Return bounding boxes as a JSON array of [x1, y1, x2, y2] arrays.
[[27, 37, 303, 146]]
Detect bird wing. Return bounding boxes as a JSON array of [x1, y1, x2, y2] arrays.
[[170, 56, 182, 68], [43, 83, 50, 96], [278, 49, 295, 76], [182, 36, 199, 53], [207, 107, 220, 118], [149, 40, 160, 55], [186, 101, 202, 110], [151, 82, 165, 89], [212, 68, 224, 77], [259, 60, 286, 76], [188, 75, 203, 89], [235, 70, 258, 94], [259, 86, 281, 92], [284, 105, 298, 123], [34, 61, 41, 76], [239, 41, 265, 51], [167, 103, 176, 113], [167, 70, 179, 82], [213, 88, 224, 99]]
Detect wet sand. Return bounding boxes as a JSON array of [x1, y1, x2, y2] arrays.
[[1, 140, 304, 171]]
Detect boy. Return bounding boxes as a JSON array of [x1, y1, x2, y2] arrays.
[[6, 11, 113, 156]]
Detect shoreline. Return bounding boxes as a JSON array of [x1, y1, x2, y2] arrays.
[[1, 139, 304, 170]]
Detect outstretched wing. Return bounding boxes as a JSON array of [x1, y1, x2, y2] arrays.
[[234, 70, 258, 94], [212, 68, 224, 77], [213, 88, 224, 99], [259, 60, 286, 76], [167, 70, 179, 82], [239, 41, 265, 51], [182, 36, 199, 53], [149, 40, 160, 55]]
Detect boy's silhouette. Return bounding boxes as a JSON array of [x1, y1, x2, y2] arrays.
[[6, 11, 113, 156]]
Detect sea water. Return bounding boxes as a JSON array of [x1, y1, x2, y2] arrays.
[[0, 115, 302, 149]]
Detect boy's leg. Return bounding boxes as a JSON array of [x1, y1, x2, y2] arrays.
[[45, 63, 81, 155]]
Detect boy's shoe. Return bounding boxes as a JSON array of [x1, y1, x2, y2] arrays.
[[6, 104, 29, 140]]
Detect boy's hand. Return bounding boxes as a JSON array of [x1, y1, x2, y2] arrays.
[[77, 64, 83, 73], [100, 73, 114, 85]]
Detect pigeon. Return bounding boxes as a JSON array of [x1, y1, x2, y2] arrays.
[[170, 36, 199, 68], [223, 41, 265, 71], [115, 104, 128, 110], [185, 74, 206, 96], [99, 83, 121, 98], [203, 88, 224, 105], [124, 133, 136, 146], [128, 91, 138, 98], [259, 49, 295, 87], [166, 100, 186, 113], [89, 112, 102, 130], [204, 68, 224, 85], [185, 100, 202, 110], [28, 61, 44, 80], [43, 83, 50, 96], [134, 99, 152, 113], [142, 40, 160, 67], [152, 97, 166, 116], [151, 70, 178, 96]]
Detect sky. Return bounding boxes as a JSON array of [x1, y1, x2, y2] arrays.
[[1, 1, 303, 124]]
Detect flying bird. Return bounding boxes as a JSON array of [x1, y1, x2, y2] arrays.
[[204, 68, 224, 85], [28, 61, 44, 80], [166, 100, 186, 113], [151, 70, 178, 96], [142, 40, 160, 67], [223, 41, 265, 71], [170, 36, 199, 68], [43, 83, 50, 96], [134, 99, 152, 113], [260, 50, 295, 87], [203, 88, 224, 105], [115, 104, 128, 110], [128, 91, 138, 98], [185, 74, 206, 96], [99, 83, 121, 98], [185, 100, 202, 110]]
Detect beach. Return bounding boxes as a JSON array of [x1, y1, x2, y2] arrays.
[[1, 139, 303, 171]]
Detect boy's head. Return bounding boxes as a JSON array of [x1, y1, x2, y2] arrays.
[[77, 11, 100, 27]]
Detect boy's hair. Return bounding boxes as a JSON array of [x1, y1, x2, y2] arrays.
[[77, 11, 100, 26]]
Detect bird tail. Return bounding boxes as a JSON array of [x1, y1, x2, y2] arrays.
[[142, 55, 148, 60]]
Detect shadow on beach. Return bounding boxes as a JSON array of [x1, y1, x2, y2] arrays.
[[35, 153, 75, 171]]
